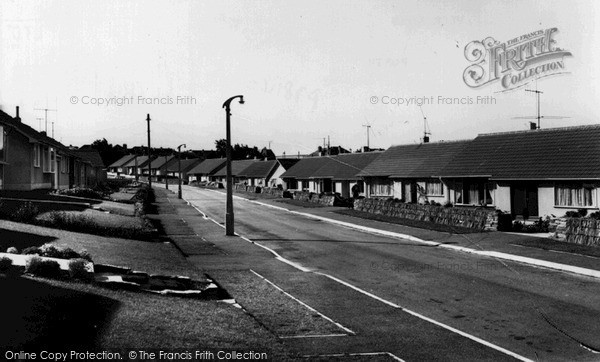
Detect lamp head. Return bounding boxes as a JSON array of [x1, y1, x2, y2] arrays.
[[239, 96, 245, 105]]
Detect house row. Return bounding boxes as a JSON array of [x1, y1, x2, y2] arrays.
[[0, 107, 106, 191], [192, 124, 599, 219], [357, 125, 600, 218], [108, 154, 203, 181]]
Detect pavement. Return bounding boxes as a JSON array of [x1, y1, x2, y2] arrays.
[[203, 188, 600, 278]]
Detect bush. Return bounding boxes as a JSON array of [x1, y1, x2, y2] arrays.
[[444, 201, 453, 208], [0, 257, 12, 272], [68, 259, 91, 280], [25, 256, 62, 278], [590, 211, 600, 220], [55, 187, 105, 200], [11, 202, 39, 223], [6, 247, 18, 254], [523, 218, 550, 233], [497, 212, 513, 231], [578, 208, 588, 217], [512, 220, 524, 232], [22, 246, 41, 255]]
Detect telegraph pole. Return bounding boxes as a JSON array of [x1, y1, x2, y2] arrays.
[[146, 114, 152, 187], [164, 154, 169, 189]]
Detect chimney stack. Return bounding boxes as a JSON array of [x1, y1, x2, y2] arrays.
[[15, 106, 20, 122]]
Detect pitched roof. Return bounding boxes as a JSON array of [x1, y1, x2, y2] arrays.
[[277, 158, 301, 170], [238, 160, 279, 178], [440, 125, 600, 179], [122, 155, 151, 168], [280, 157, 331, 179], [164, 158, 202, 173], [356, 140, 470, 178], [149, 155, 175, 169], [213, 159, 258, 177], [0, 109, 70, 152], [187, 158, 226, 175], [108, 154, 136, 168], [72, 150, 105, 168], [312, 152, 383, 180]]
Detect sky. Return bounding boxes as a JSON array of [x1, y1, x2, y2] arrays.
[[0, 0, 598, 155]]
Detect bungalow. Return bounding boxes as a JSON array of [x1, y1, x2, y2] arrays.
[[107, 154, 135, 176], [71, 149, 107, 187], [162, 158, 202, 182], [357, 140, 469, 204], [212, 159, 257, 184], [144, 155, 174, 179], [0, 107, 79, 191], [438, 125, 600, 218], [280, 156, 331, 192], [121, 155, 151, 177], [187, 158, 226, 183], [310, 152, 382, 198], [237, 159, 300, 188]]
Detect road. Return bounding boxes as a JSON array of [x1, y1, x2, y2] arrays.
[[182, 186, 600, 361]]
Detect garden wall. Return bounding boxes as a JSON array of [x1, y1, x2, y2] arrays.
[[553, 218, 600, 246], [354, 198, 497, 231], [292, 191, 335, 206]]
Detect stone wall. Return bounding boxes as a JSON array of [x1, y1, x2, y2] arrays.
[[354, 198, 497, 231], [554, 218, 600, 246], [292, 191, 335, 206]]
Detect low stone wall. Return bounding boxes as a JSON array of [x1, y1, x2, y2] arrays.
[[292, 191, 335, 206], [262, 187, 284, 198], [554, 218, 600, 246], [354, 198, 497, 231]]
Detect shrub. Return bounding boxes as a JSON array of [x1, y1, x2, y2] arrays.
[[22, 246, 41, 255], [68, 258, 91, 280], [6, 247, 18, 254], [523, 218, 550, 233], [497, 212, 513, 231], [55, 187, 105, 200], [578, 208, 588, 217], [25, 256, 62, 278], [590, 211, 600, 220], [0, 257, 12, 272], [512, 220, 524, 232], [12, 202, 39, 223], [444, 201, 453, 208]]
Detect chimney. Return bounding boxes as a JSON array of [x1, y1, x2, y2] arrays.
[[15, 106, 20, 122], [530, 122, 537, 130], [423, 136, 430, 143]]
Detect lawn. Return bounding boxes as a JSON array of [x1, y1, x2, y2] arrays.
[[511, 238, 600, 258], [334, 209, 483, 234]]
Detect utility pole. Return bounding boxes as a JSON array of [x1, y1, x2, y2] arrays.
[[177, 144, 186, 199], [34, 108, 57, 134], [362, 124, 371, 150], [164, 154, 169, 189], [327, 135, 330, 156], [525, 89, 543, 129], [146, 114, 152, 187], [134, 155, 139, 181]]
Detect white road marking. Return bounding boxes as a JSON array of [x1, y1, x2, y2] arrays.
[[183, 189, 534, 362], [302, 352, 405, 361], [250, 269, 356, 335], [279, 334, 348, 339]]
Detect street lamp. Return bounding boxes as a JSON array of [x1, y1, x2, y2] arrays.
[[177, 144, 186, 199], [222, 95, 244, 236]]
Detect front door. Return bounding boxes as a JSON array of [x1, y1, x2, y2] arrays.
[[511, 182, 539, 218]]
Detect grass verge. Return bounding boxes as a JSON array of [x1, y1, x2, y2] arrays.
[[334, 209, 482, 234], [511, 238, 600, 258]]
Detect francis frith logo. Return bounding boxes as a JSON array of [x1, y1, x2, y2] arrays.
[[463, 28, 572, 91]]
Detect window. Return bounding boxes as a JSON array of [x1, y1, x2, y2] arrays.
[[0, 125, 6, 162], [369, 179, 393, 196], [33, 144, 40, 167], [425, 180, 444, 196], [301, 180, 309, 190], [454, 180, 493, 205], [555, 184, 594, 207], [43, 146, 55, 173]]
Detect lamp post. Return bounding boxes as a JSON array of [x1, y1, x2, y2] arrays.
[[222, 95, 244, 236], [177, 144, 186, 199]]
